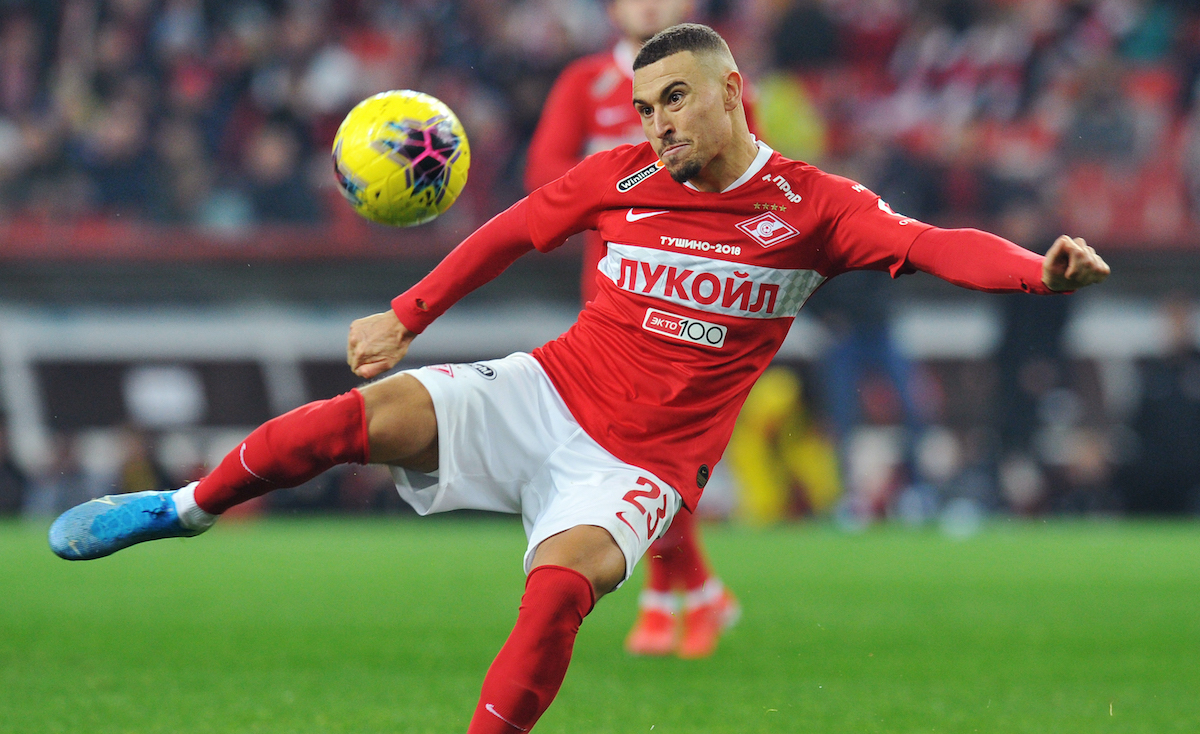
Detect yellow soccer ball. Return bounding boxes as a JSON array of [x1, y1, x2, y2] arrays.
[[332, 90, 470, 227]]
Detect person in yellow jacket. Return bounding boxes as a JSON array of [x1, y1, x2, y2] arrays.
[[726, 366, 841, 523]]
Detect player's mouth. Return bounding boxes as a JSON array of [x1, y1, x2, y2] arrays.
[[660, 141, 690, 161]]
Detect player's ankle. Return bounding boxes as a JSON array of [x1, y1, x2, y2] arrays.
[[173, 482, 218, 531], [682, 578, 723, 610], [638, 589, 678, 613]]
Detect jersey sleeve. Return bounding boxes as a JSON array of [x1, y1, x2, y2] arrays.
[[905, 227, 1055, 294], [391, 199, 535, 334], [525, 62, 592, 192], [813, 174, 933, 277], [525, 148, 621, 252]]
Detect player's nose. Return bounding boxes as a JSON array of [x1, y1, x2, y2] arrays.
[[652, 111, 675, 140]]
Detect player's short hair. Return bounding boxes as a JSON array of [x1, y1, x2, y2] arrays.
[[633, 23, 733, 72]]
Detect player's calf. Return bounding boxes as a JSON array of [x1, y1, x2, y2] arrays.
[[468, 565, 595, 733]]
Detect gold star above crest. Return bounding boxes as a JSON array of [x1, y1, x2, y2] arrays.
[[753, 203, 762, 210]]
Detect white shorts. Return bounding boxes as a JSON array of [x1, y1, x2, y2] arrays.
[[391, 352, 681, 581]]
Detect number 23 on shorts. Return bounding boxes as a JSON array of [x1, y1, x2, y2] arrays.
[[616, 477, 669, 541]]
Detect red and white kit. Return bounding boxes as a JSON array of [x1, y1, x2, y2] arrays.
[[393, 352, 681, 580], [395, 140, 1049, 515]]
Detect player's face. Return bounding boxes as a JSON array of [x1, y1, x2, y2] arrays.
[[632, 51, 732, 184], [609, 0, 693, 43]]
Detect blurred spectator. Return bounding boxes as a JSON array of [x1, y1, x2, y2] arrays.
[[1062, 60, 1136, 163], [1115, 295, 1200, 514], [74, 92, 160, 216], [114, 426, 172, 494], [23, 432, 108, 517], [725, 367, 840, 524], [991, 200, 1070, 513], [0, 422, 29, 516], [243, 120, 321, 222], [152, 114, 216, 222], [0, 0, 1197, 246]]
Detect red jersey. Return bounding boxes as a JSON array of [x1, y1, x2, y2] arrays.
[[395, 142, 1050, 510], [525, 41, 645, 190], [526, 141, 921, 509]]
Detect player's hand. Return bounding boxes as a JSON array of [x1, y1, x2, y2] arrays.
[[347, 310, 415, 379], [1042, 235, 1110, 292]]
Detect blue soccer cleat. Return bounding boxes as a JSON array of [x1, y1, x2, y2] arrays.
[[48, 488, 205, 561]]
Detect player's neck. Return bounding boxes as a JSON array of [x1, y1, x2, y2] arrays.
[[689, 131, 759, 193]]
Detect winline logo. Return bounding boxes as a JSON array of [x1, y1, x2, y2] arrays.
[[616, 161, 665, 192]]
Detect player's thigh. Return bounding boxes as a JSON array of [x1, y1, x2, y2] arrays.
[[358, 372, 437, 471]]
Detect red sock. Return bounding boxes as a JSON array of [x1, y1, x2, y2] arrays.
[[468, 565, 595, 733], [644, 541, 672, 593], [194, 390, 369, 514], [650, 508, 711, 591]]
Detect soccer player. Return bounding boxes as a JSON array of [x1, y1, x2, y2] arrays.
[[49, 24, 1110, 734], [526, 0, 741, 659]]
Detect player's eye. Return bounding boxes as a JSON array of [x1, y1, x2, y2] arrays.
[[669, 91, 683, 105], [638, 106, 652, 117]]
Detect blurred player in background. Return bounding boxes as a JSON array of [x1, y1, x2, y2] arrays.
[[526, 0, 741, 659], [50, 24, 1109, 734]]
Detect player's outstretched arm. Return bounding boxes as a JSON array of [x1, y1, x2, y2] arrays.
[[347, 310, 416, 379], [1042, 235, 1110, 292], [904, 227, 1110, 295], [349, 199, 537, 380]]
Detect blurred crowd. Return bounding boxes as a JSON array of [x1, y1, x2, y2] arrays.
[[0, 421, 404, 518], [2, 0, 1200, 246], [4, 0, 1200, 523]]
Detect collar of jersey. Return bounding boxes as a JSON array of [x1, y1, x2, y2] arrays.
[[683, 139, 773, 193]]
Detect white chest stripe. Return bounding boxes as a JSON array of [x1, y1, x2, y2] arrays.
[[600, 243, 825, 320]]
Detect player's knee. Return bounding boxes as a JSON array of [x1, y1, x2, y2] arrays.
[[532, 525, 627, 598], [358, 373, 438, 469]]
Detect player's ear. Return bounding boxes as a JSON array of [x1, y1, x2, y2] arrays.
[[723, 69, 743, 112]]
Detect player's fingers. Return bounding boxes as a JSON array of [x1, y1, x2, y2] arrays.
[[1085, 253, 1111, 285], [355, 360, 389, 379], [1048, 235, 1070, 258], [1072, 248, 1110, 286], [1063, 242, 1084, 280], [346, 337, 365, 369], [349, 345, 385, 374], [346, 321, 369, 366], [1049, 235, 1076, 271]]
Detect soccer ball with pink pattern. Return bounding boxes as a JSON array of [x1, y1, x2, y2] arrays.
[[332, 90, 470, 227]]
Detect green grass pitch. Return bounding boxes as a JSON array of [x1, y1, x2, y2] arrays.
[[2, 516, 1197, 733]]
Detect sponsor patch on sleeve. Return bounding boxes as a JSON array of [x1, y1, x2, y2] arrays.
[[642, 308, 727, 348]]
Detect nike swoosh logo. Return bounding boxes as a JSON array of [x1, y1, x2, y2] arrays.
[[615, 511, 639, 536], [626, 208, 669, 222], [485, 704, 529, 731]]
